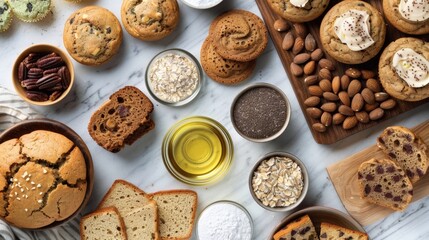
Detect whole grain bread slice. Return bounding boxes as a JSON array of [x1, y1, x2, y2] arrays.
[[150, 190, 198, 240], [124, 202, 160, 240], [80, 207, 127, 240], [88, 86, 155, 152]]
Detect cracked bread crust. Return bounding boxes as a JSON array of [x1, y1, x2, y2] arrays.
[[0, 130, 87, 229], [320, 0, 386, 64], [63, 6, 123, 66], [382, 0, 429, 35], [121, 0, 179, 41], [267, 0, 330, 23]]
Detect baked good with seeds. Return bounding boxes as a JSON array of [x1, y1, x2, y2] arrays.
[[357, 158, 413, 211], [319, 222, 368, 240], [9, 0, 51, 22], [123, 202, 159, 240], [121, 0, 179, 41], [63, 6, 123, 66], [382, 0, 429, 35], [273, 214, 319, 240], [0, 0, 13, 32], [266, 0, 330, 23], [378, 37, 429, 102], [88, 86, 155, 153], [320, 0, 386, 64], [377, 126, 428, 183], [80, 207, 128, 240]]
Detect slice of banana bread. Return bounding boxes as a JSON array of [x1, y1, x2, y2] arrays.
[[273, 215, 319, 240], [358, 158, 413, 211], [88, 86, 154, 152], [319, 222, 368, 240], [377, 126, 428, 183], [80, 207, 127, 240]]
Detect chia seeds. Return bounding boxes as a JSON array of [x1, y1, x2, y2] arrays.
[[232, 86, 288, 139]]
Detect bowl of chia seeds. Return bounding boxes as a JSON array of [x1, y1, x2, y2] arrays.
[[230, 83, 291, 142]]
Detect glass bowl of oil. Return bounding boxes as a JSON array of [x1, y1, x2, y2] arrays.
[[162, 116, 234, 185]]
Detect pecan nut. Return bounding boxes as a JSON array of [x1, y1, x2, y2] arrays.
[[27, 68, 44, 79], [18, 62, 27, 81], [58, 66, 71, 89], [37, 56, 64, 69], [21, 79, 39, 90], [26, 91, 49, 102], [36, 73, 61, 90]]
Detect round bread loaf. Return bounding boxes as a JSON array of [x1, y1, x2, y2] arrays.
[[0, 130, 87, 229]]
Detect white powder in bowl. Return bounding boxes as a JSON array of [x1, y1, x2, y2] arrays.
[[197, 202, 253, 240], [181, 0, 223, 9]]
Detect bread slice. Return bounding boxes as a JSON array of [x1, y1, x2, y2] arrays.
[[150, 190, 198, 240], [358, 158, 413, 211], [88, 86, 155, 152], [377, 126, 428, 183], [273, 215, 319, 240], [319, 222, 368, 240], [124, 202, 159, 240], [80, 207, 127, 240]]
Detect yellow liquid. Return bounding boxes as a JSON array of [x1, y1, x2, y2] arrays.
[[168, 121, 227, 177]]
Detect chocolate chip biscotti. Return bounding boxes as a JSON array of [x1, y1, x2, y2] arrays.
[[273, 215, 319, 240], [320, 222, 368, 240]]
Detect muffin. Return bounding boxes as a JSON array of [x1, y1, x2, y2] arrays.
[[383, 0, 429, 35], [0, 130, 87, 229], [63, 6, 123, 66], [9, 0, 51, 22], [379, 37, 429, 102], [320, 0, 386, 64], [121, 0, 179, 41], [0, 0, 12, 32], [266, 0, 330, 23]]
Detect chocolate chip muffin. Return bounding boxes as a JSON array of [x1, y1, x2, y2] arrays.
[[63, 6, 123, 66], [267, 0, 330, 23], [121, 0, 179, 41], [383, 0, 429, 35]]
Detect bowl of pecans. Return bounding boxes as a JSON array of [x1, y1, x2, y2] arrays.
[[12, 44, 75, 106], [249, 151, 309, 212]]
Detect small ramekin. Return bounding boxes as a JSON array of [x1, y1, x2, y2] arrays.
[[180, 0, 223, 9]]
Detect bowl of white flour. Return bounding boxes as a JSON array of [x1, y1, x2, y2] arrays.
[[180, 0, 223, 9]]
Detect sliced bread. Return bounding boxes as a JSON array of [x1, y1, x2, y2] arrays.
[[319, 222, 368, 240], [358, 158, 413, 211], [80, 207, 127, 240], [273, 214, 319, 240], [88, 86, 155, 152], [150, 190, 198, 240], [124, 202, 160, 240], [377, 126, 428, 183]]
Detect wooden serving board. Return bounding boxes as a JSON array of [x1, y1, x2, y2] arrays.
[[326, 120, 429, 226], [255, 0, 429, 144]]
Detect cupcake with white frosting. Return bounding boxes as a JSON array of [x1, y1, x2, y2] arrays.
[[383, 0, 429, 35], [267, 0, 330, 23]]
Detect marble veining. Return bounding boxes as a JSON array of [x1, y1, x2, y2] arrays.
[[1, 0, 429, 239]]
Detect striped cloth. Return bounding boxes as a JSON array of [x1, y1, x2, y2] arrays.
[[0, 86, 80, 239]]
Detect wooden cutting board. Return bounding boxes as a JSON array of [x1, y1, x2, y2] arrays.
[[326, 120, 429, 226], [255, 0, 429, 144]]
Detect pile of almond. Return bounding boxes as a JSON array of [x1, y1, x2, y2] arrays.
[[273, 19, 397, 132]]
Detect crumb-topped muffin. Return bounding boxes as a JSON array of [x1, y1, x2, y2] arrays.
[[383, 0, 429, 35], [0, 130, 87, 229], [267, 0, 330, 23]]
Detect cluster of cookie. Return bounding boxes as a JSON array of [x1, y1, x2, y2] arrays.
[[200, 10, 268, 85]]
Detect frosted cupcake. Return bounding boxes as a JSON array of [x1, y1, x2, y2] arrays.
[[383, 0, 429, 35], [9, 0, 51, 22], [0, 0, 12, 32]]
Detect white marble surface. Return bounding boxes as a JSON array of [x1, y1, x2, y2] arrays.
[[1, 0, 429, 239]]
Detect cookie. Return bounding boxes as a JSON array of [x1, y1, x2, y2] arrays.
[[383, 0, 429, 35], [378, 37, 429, 102], [211, 10, 268, 62], [9, 0, 51, 22], [121, 0, 179, 41], [200, 37, 256, 85], [63, 6, 123, 66], [320, 0, 386, 64], [0, 0, 12, 32], [267, 0, 330, 23]]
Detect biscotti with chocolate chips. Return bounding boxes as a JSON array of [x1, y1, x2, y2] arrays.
[[88, 86, 155, 152], [273, 214, 319, 240], [320, 222, 368, 240], [377, 126, 428, 183]]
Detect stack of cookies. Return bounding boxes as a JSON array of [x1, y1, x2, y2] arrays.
[[200, 10, 268, 85]]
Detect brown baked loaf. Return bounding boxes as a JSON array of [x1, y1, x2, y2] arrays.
[[80, 207, 127, 240], [273, 215, 319, 240], [358, 158, 413, 211], [88, 86, 155, 152], [377, 126, 429, 183], [320, 222, 368, 240]]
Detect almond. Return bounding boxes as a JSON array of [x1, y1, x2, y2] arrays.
[[361, 88, 375, 104], [375, 92, 389, 102], [343, 116, 358, 130], [308, 85, 323, 96], [333, 113, 346, 125], [361, 70, 376, 80], [312, 123, 326, 133], [307, 107, 322, 118], [292, 37, 304, 55], [311, 48, 324, 61], [305, 33, 316, 51], [320, 102, 337, 112], [293, 23, 308, 38], [321, 112, 332, 127], [319, 68, 332, 80], [304, 61, 316, 75], [338, 105, 354, 116], [366, 78, 381, 93], [369, 108, 384, 120], [380, 99, 396, 110], [304, 96, 321, 107], [274, 19, 289, 32], [323, 92, 339, 101], [319, 79, 332, 92], [345, 68, 361, 78], [355, 111, 369, 123], [364, 103, 379, 112], [332, 76, 340, 94], [318, 58, 335, 71], [351, 93, 364, 111], [290, 63, 303, 76], [304, 75, 319, 86], [282, 32, 294, 50], [340, 75, 350, 90], [338, 91, 350, 106], [348, 80, 362, 97], [293, 53, 311, 64]]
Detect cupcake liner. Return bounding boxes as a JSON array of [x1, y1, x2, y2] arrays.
[[11, 0, 52, 23]]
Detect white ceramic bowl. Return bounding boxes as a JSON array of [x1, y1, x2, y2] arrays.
[[180, 0, 223, 9]]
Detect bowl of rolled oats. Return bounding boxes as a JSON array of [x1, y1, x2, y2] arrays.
[[249, 152, 309, 212]]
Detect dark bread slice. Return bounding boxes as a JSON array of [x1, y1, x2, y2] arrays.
[[88, 86, 154, 152], [319, 222, 368, 240], [377, 126, 428, 183], [80, 206, 127, 240], [358, 158, 413, 211]]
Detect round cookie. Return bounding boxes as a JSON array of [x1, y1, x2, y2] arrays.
[[63, 6, 123, 66], [267, 0, 330, 23], [378, 37, 429, 102], [9, 0, 51, 22], [383, 0, 429, 35], [0, 0, 12, 32], [200, 37, 256, 85], [211, 10, 268, 62], [121, 0, 179, 41], [320, 0, 386, 64]]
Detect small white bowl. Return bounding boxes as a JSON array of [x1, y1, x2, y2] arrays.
[[179, 0, 223, 9]]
